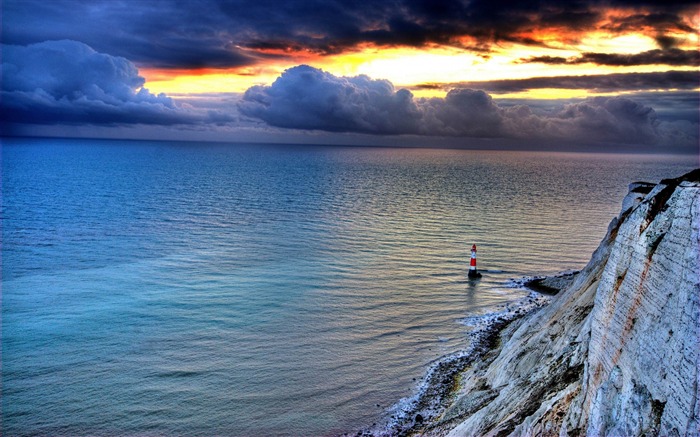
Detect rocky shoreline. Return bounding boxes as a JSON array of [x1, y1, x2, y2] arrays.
[[354, 169, 699, 437], [353, 277, 565, 437], [523, 271, 579, 295]]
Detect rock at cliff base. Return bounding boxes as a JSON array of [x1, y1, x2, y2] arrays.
[[435, 169, 700, 437]]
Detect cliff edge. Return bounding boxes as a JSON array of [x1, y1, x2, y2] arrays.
[[425, 169, 700, 437]]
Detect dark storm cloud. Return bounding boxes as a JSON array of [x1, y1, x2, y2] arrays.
[[3, 0, 697, 69], [523, 49, 700, 66], [1, 1, 257, 69], [629, 91, 700, 123], [600, 11, 697, 34], [239, 66, 697, 147], [655, 35, 681, 50], [0, 40, 232, 125], [239, 65, 423, 134], [421, 71, 700, 94]]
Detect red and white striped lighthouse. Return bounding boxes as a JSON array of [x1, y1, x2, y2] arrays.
[[468, 244, 482, 278]]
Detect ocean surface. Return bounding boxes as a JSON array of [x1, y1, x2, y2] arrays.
[[2, 137, 696, 436]]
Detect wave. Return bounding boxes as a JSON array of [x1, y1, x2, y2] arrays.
[[360, 286, 552, 436]]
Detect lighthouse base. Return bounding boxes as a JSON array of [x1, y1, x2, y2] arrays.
[[468, 270, 482, 279]]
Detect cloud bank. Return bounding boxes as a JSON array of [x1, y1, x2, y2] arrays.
[[2, 40, 695, 150], [418, 71, 699, 94], [240, 65, 697, 148], [522, 48, 700, 66], [3, 0, 698, 69], [1, 40, 230, 126]]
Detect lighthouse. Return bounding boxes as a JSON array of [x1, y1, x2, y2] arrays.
[[468, 244, 482, 278]]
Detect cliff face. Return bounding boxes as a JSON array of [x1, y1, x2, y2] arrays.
[[436, 170, 700, 437]]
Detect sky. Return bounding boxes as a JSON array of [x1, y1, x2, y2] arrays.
[[1, 0, 699, 151]]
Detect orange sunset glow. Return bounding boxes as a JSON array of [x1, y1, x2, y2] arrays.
[[2, 0, 698, 149], [141, 28, 698, 99], [3, 3, 700, 437]]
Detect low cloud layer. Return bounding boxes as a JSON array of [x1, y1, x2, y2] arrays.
[[1, 40, 230, 126], [240, 65, 697, 148], [2, 41, 695, 150], [240, 67, 422, 134], [522, 49, 700, 66], [418, 71, 699, 94]]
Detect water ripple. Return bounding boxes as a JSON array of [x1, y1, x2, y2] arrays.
[[2, 138, 696, 436]]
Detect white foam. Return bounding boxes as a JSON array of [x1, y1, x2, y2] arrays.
[[459, 292, 551, 328], [368, 284, 552, 435]]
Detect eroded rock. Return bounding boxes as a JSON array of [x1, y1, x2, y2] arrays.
[[437, 169, 700, 437]]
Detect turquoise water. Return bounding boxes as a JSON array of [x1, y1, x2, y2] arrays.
[[2, 138, 696, 436]]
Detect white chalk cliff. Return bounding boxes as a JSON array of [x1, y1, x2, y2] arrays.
[[431, 169, 700, 436]]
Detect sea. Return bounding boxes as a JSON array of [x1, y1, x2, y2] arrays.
[[2, 137, 696, 436]]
